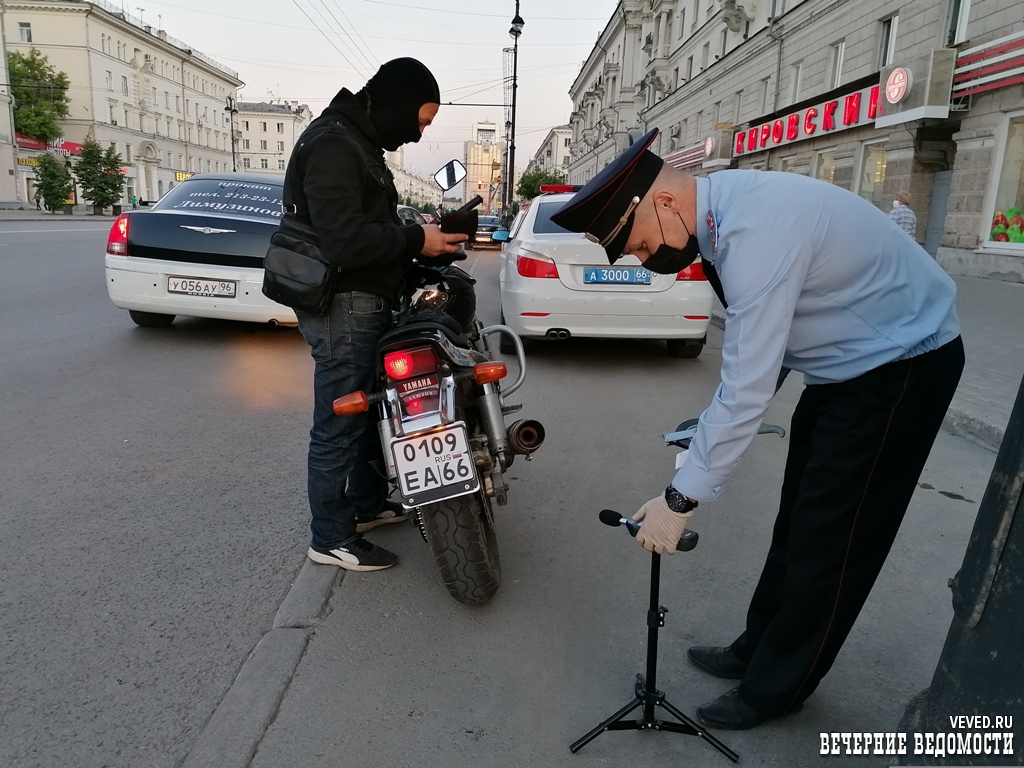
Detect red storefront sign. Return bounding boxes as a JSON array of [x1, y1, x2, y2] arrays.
[[733, 84, 880, 158], [15, 134, 84, 157]]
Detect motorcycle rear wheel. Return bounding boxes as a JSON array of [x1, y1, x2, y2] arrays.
[[422, 490, 501, 605]]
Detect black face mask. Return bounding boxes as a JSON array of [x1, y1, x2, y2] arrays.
[[643, 204, 701, 275], [358, 58, 440, 151]]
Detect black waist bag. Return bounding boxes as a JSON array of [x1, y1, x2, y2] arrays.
[[262, 216, 337, 315]]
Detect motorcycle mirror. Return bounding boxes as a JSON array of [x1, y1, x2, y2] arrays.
[[434, 159, 467, 192]]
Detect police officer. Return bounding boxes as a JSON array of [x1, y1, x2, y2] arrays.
[[551, 129, 964, 730]]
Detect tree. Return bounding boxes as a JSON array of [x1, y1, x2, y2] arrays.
[[8, 49, 71, 142], [35, 152, 74, 211], [516, 168, 567, 201], [74, 139, 125, 211]]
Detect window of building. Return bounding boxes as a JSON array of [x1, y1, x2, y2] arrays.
[[760, 76, 771, 114], [564, 137, 571, 146], [700, 41, 710, 71], [109, 105, 116, 124], [771, 0, 787, 17], [691, 0, 698, 28], [175, 95, 180, 113], [829, 41, 845, 90], [707, 0, 714, 18], [879, 15, 899, 68], [277, 141, 285, 151], [259, 121, 267, 132], [733, 91, 742, 124], [261, 157, 269, 169], [685, 55, 693, 81], [19, 23, 32, 43], [105, 71, 113, 90], [243, 120, 249, 131], [673, 67, 680, 90], [989, 113, 1024, 247], [278, 159, 286, 170], [165, 92, 170, 109], [678, 8, 686, 37], [276, 122, 284, 133], [815, 150, 837, 184], [122, 76, 129, 95], [259, 140, 267, 150], [243, 139, 250, 149], [152, 87, 158, 105], [946, 0, 971, 46], [124, 109, 130, 127], [125, 143, 133, 162], [790, 62, 802, 104], [856, 140, 889, 209], [719, 28, 728, 60]]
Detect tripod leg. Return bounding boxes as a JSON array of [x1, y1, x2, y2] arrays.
[[569, 696, 643, 754], [659, 697, 739, 763]]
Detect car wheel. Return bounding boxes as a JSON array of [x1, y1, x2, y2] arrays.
[[666, 336, 704, 359], [499, 312, 516, 355], [129, 310, 175, 328]]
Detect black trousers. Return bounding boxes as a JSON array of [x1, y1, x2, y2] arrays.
[[731, 336, 965, 715]]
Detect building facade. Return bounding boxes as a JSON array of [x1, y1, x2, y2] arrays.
[[389, 159, 442, 209], [524, 125, 572, 177], [236, 101, 311, 175], [569, 0, 1024, 281], [5, 0, 242, 206], [464, 121, 504, 214]]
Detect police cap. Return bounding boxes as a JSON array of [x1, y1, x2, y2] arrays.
[[550, 128, 663, 264]]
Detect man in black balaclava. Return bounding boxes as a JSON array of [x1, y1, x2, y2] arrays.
[[282, 58, 466, 573]]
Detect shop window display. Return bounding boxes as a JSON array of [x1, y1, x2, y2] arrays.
[[858, 142, 888, 210], [990, 117, 1024, 245]]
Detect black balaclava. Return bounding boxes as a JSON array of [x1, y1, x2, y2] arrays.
[[356, 58, 440, 151]]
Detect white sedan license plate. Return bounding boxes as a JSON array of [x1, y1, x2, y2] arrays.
[[392, 424, 479, 505], [167, 276, 236, 298]]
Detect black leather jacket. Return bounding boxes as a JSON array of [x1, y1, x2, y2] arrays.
[[281, 89, 425, 306]]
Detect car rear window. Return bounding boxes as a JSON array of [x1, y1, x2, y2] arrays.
[[153, 179, 284, 222], [478, 216, 501, 226], [531, 201, 576, 235]]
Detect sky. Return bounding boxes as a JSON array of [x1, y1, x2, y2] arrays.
[[125, 0, 618, 177]]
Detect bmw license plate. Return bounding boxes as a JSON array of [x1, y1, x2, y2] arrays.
[[391, 423, 479, 505], [583, 267, 652, 285], [168, 276, 237, 297]]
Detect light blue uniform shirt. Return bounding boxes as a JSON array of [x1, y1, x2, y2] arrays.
[[672, 170, 960, 502]]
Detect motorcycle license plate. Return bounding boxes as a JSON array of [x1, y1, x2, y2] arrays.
[[391, 423, 479, 505]]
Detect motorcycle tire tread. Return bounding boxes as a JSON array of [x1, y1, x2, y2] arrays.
[[423, 493, 501, 606]]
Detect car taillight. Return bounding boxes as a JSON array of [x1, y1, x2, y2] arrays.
[[106, 213, 130, 255], [676, 260, 707, 280], [516, 254, 559, 278], [384, 346, 437, 381]]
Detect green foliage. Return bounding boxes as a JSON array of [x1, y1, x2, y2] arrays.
[[516, 168, 566, 201], [8, 49, 71, 142], [35, 152, 74, 211], [74, 139, 125, 209]]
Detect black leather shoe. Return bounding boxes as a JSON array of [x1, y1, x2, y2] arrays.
[[696, 687, 765, 730], [686, 645, 748, 680]]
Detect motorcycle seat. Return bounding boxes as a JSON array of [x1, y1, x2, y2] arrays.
[[379, 319, 469, 350]]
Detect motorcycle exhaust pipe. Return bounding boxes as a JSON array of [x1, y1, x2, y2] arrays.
[[507, 419, 546, 455]]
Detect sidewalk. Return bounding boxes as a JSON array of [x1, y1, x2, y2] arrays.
[[0, 207, 119, 221]]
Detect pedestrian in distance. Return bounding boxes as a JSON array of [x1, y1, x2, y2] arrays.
[[889, 190, 918, 240], [283, 58, 466, 572], [131, 195, 138, 211], [551, 129, 963, 731], [34, 193, 40, 211]]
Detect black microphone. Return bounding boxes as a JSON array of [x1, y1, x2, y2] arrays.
[[599, 509, 699, 552]]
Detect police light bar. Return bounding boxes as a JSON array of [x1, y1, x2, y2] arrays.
[[539, 184, 582, 193]]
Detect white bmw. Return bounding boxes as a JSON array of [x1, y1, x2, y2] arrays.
[[496, 190, 714, 357]]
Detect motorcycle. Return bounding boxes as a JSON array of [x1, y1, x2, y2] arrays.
[[332, 161, 545, 605]]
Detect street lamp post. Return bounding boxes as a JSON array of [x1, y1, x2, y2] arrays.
[[506, 3, 524, 212], [224, 96, 239, 172]]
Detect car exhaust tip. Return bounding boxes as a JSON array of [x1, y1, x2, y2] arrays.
[[546, 328, 571, 340], [507, 419, 545, 454]]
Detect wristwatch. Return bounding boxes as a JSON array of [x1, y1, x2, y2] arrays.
[[664, 485, 698, 514]]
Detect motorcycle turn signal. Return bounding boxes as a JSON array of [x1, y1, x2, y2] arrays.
[[333, 390, 385, 416]]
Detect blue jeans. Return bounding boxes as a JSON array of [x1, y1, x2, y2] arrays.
[[296, 291, 393, 548]]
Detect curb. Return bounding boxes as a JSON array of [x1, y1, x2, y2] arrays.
[[710, 309, 1003, 453], [181, 561, 340, 768]]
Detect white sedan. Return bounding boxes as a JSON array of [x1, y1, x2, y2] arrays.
[[496, 191, 713, 357]]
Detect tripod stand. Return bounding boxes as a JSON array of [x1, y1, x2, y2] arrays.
[[570, 541, 738, 762]]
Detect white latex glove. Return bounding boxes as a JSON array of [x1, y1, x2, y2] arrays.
[[632, 495, 694, 555]]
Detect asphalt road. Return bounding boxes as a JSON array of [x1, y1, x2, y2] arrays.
[[0, 221, 313, 768], [0, 231, 1000, 767]]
